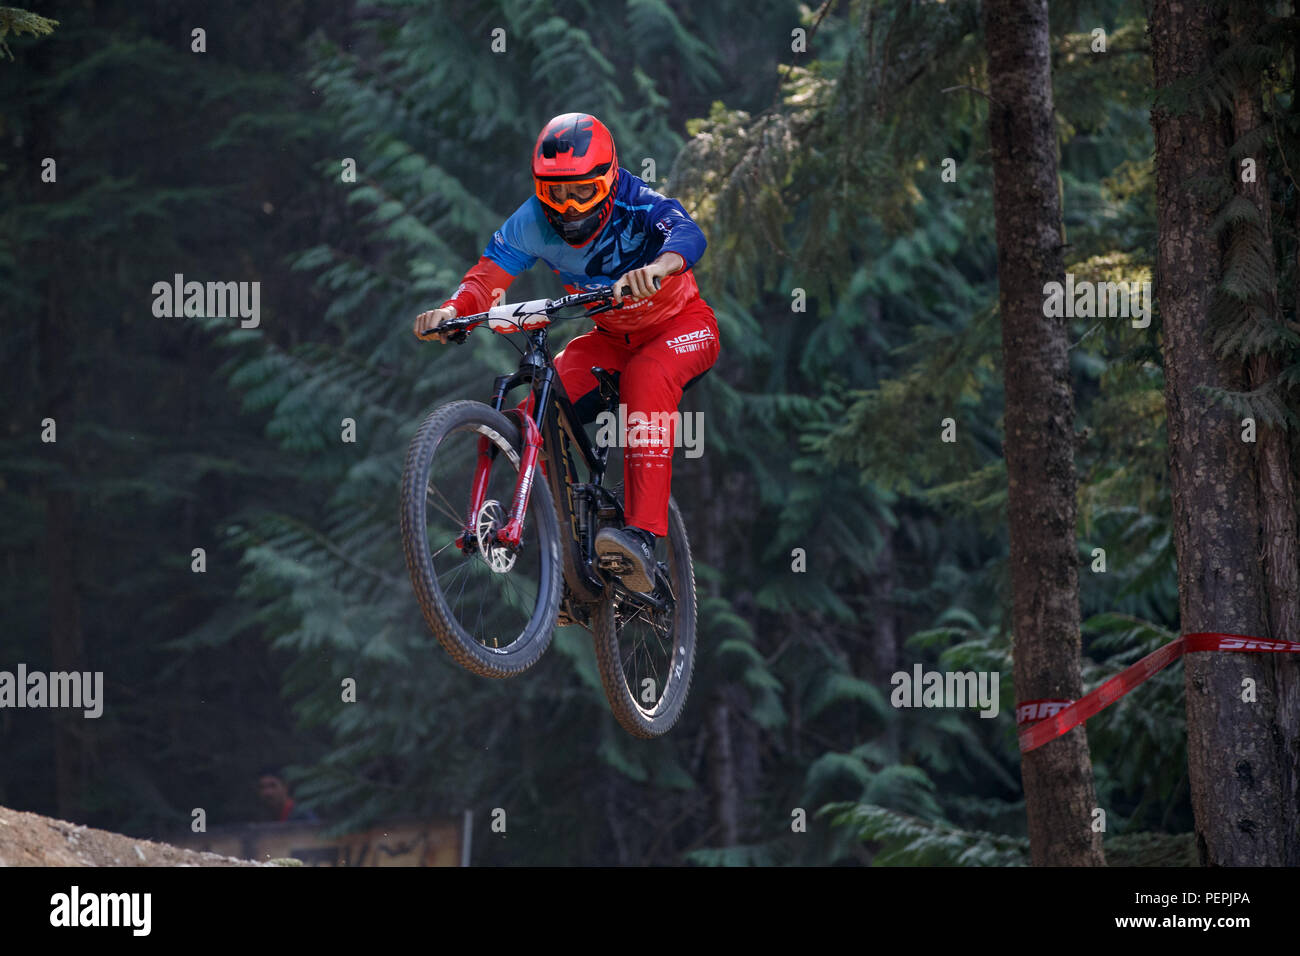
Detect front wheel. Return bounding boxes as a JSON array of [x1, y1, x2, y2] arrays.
[[591, 494, 697, 737], [401, 400, 562, 677]]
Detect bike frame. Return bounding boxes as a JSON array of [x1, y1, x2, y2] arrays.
[[457, 323, 615, 605], [439, 285, 674, 613]]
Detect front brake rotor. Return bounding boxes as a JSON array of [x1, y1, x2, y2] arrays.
[[474, 499, 517, 573]]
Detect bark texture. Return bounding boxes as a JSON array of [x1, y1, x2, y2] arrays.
[[1231, 4, 1300, 649], [1230, 5, 1300, 866], [1150, 0, 1291, 865], [984, 0, 1105, 866]]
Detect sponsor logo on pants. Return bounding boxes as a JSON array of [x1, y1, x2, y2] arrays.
[[664, 328, 715, 354]]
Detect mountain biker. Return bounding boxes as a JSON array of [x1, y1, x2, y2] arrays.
[[414, 112, 719, 594]]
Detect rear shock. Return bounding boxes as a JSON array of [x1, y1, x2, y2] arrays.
[[572, 483, 596, 561]]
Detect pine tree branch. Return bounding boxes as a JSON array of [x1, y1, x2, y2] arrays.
[[941, 84, 1004, 108]]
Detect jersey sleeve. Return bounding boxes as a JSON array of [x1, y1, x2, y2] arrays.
[[438, 256, 517, 316], [636, 181, 707, 273], [484, 199, 541, 275], [439, 200, 541, 314]]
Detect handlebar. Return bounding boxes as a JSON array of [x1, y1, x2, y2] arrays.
[[421, 277, 661, 342]]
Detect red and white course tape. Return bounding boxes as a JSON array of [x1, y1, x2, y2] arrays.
[[1016, 632, 1300, 753]]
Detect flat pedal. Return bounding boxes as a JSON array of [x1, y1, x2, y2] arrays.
[[597, 553, 634, 574]]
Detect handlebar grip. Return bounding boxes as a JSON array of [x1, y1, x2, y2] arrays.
[[419, 318, 470, 342], [616, 276, 663, 297]]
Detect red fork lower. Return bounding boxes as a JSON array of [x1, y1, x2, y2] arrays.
[[497, 412, 544, 548], [455, 433, 496, 551]]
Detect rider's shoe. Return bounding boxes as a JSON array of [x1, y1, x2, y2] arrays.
[[595, 525, 657, 593]]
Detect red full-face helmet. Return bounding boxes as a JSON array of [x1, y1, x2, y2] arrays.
[[532, 112, 619, 247]]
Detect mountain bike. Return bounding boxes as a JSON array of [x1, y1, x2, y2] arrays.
[[401, 281, 697, 738]]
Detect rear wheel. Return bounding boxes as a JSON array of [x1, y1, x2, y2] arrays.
[[591, 492, 697, 737], [401, 400, 562, 677]]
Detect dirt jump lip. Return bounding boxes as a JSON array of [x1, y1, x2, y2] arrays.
[[0, 805, 268, 868]]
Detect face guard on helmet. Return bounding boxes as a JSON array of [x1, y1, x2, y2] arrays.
[[532, 113, 619, 247]]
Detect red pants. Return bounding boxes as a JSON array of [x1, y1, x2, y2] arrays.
[[520, 295, 720, 536]]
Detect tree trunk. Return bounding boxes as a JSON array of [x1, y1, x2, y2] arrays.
[[1230, 4, 1300, 865], [708, 696, 739, 846], [37, 273, 87, 822], [29, 35, 88, 822], [1150, 0, 1288, 865], [1232, 0, 1300, 649], [984, 0, 1105, 866]]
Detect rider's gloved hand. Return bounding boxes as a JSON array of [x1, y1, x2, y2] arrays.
[[414, 306, 457, 343], [612, 253, 680, 306]]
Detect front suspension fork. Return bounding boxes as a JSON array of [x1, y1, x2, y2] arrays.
[[496, 411, 543, 548], [456, 371, 552, 552]]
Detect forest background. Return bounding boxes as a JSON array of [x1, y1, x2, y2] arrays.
[[3, 0, 1298, 865]]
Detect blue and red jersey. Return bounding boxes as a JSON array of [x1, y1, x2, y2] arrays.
[[440, 169, 707, 333]]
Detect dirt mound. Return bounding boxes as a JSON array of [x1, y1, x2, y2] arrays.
[[0, 805, 267, 867]]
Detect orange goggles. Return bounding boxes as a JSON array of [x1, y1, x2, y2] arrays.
[[535, 174, 613, 215]]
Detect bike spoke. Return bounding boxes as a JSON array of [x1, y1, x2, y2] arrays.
[[647, 619, 671, 656], [439, 559, 474, 587], [453, 559, 471, 609], [501, 572, 532, 616], [425, 483, 466, 528], [615, 594, 675, 710], [474, 571, 488, 642], [430, 538, 458, 559]]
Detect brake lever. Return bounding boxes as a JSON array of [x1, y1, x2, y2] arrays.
[[417, 320, 471, 343]]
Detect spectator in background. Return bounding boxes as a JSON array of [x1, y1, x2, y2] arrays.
[[256, 767, 320, 823]]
